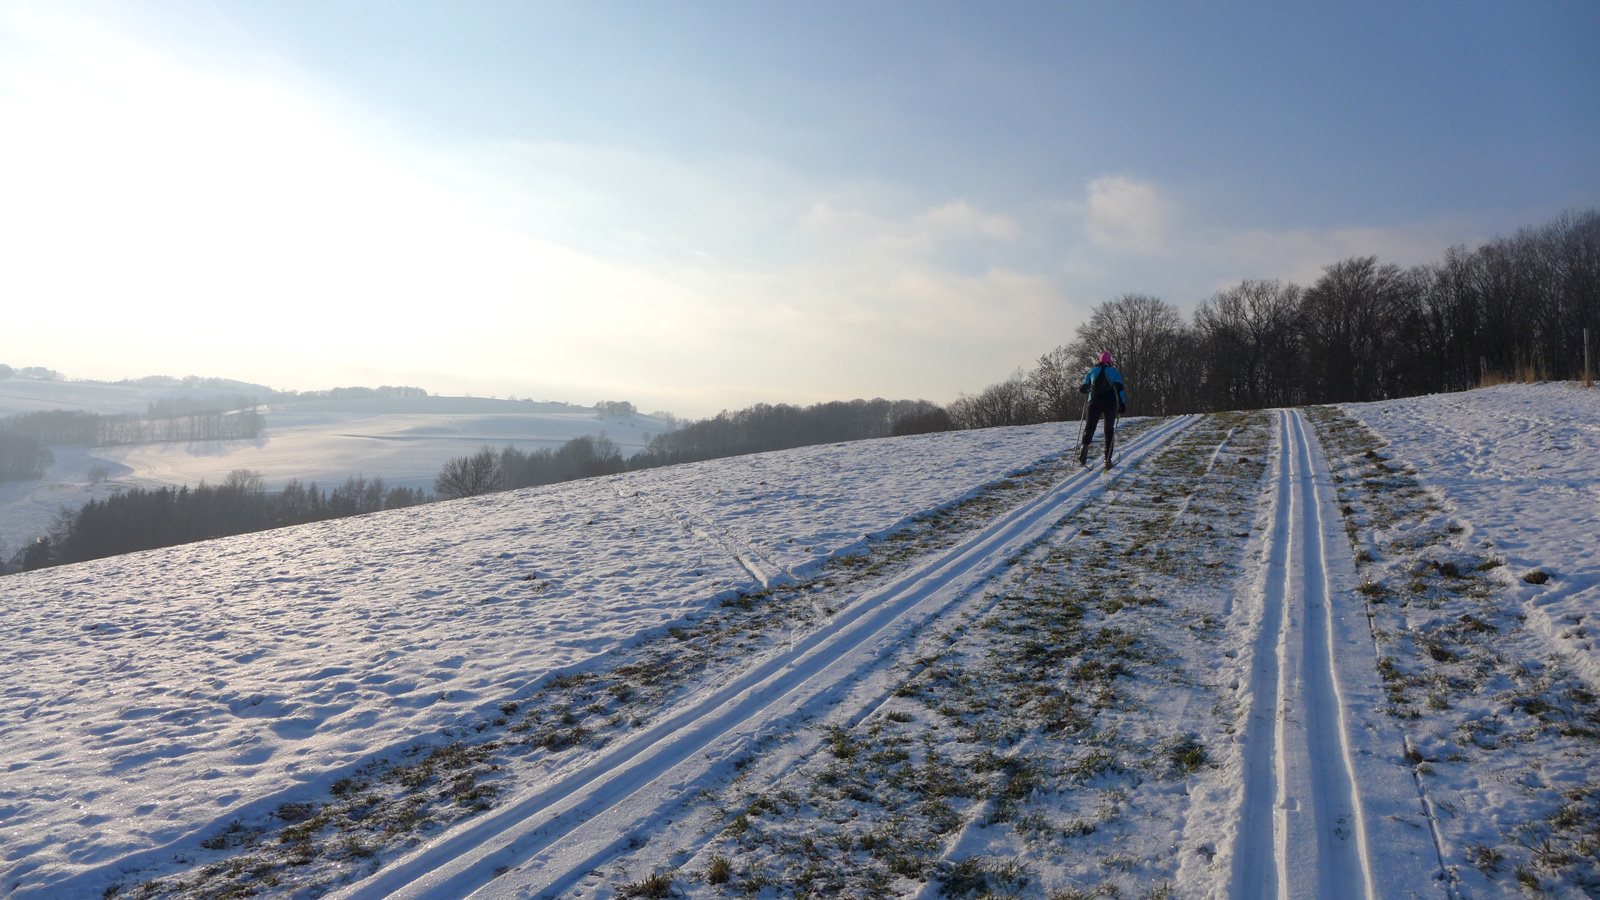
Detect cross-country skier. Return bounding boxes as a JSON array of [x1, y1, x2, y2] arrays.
[[1079, 351, 1127, 470]]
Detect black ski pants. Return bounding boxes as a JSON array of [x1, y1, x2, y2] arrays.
[[1081, 402, 1116, 461]]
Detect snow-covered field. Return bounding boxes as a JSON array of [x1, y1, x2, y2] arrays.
[[1, 384, 1595, 900], [1346, 386, 1600, 687], [0, 378, 668, 554]]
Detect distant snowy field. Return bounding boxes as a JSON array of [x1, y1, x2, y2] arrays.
[[0, 420, 1082, 896], [0, 379, 670, 554]]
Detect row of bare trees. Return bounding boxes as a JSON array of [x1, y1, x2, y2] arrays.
[[0, 408, 265, 447], [629, 398, 951, 468], [0, 433, 52, 482], [432, 398, 957, 500], [23, 471, 427, 571], [955, 209, 1598, 426], [433, 435, 631, 499]]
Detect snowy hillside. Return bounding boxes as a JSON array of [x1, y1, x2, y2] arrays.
[[2, 384, 1595, 900], [0, 378, 669, 553]]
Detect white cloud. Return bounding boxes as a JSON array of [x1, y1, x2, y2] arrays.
[[917, 201, 1021, 241], [797, 197, 1019, 255], [785, 200, 1056, 343], [1085, 174, 1171, 252]]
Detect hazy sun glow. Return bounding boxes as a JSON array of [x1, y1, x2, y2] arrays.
[[1, 1, 1593, 415], [0, 5, 713, 403]]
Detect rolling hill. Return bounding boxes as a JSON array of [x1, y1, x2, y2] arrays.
[[0, 378, 670, 555], [2, 383, 1595, 900]]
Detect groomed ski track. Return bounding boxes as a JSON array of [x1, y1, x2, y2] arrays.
[[330, 417, 1196, 900], [1225, 409, 1446, 900]]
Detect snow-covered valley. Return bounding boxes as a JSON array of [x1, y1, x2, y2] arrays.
[[0, 379, 670, 555], [2, 384, 1596, 900]]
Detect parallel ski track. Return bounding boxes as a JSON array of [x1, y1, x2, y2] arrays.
[[328, 415, 1197, 900], [1231, 409, 1374, 900]]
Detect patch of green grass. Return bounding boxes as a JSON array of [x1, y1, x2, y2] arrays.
[[1161, 733, 1209, 776], [199, 819, 252, 852], [618, 870, 676, 899]]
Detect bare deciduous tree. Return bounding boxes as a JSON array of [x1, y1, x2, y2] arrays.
[[221, 468, 265, 496], [1299, 257, 1409, 402], [1194, 279, 1302, 410], [1065, 293, 1188, 415], [434, 446, 501, 499], [1027, 346, 1082, 422], [949, 371, 1038, 430]]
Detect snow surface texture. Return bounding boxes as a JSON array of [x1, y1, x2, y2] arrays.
[[1335, 383, 1600, 900], [1346, 383, 1600, 687], [1, 422, 1083, 897], [3, 385, 1596, 900]]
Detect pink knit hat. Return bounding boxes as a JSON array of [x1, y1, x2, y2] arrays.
[[1099, 351, 1113, 365]]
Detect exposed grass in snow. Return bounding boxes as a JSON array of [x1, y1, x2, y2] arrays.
[[1309, 405, 1600, 899], [597, 412, 1270, 900], [50, 394, 1598, 900], [107, 740, 505, 900], [96, 428, 1146, 900]]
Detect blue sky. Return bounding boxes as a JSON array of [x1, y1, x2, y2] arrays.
[[2, 1, 1595, 416]]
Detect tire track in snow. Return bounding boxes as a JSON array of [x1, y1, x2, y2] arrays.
[[1231, 409, 1373, 900], [327, 416, 1197, 900]]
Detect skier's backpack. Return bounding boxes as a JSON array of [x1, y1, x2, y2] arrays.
[[1091, 365, 1116, 407]]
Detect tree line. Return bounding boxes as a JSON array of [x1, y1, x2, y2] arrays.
[[0, 364, 62, 380], [1, 367, 428, 403], [16, 426, 643, 570], [433, 436, 629, 499], [628, 398, 952, 467], [113, 376, 428, 403], [280, 385, 431, 402], [430, 399, 954, 500], [0, 408, 266, 447], [13, 425, 650, 570], [0, 408, 251, 484], [0, 433, 52, 482], [954, 209, 1598, 426], [21, 471, 427, 570]]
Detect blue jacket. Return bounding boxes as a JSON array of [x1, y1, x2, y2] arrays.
[[1079, 364, 1126, 408]]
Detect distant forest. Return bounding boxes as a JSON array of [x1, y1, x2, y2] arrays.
[[108, 375, 430, 404], [429, 399, 949, 500], [14, 399, 955, 571], [953, 209, 1598, 426], [6, 208, 1596, 572], [1, 407, 265, 448], [0, 407, 266, 489], [629, 398, 951, 467], [28, 473, 427, 570], [0, 432, 53, 482]]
